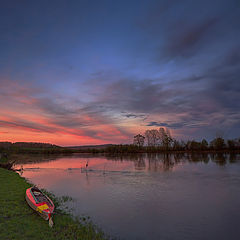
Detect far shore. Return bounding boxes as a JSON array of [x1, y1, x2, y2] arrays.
[[1, 145, 240, 155], [1, 139, 240, 156]]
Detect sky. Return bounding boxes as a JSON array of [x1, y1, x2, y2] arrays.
[[0, 0, 240, 146]]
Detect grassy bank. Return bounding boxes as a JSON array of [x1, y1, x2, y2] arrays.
[[0, 168, 108, 240]]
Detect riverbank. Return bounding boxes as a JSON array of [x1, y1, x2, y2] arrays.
[[1, 140, 240, 155], [0, 168, 108, 240]]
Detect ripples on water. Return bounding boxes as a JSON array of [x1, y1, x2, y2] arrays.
[[15, 153, 240, 240]]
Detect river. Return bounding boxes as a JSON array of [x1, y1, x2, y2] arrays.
[[15, 153, 240, 240]]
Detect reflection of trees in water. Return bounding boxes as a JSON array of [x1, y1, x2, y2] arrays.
[[173, 153, 185, 165], [10, 154, 59, 164], [106, 153, 177, 172], [105, 153, 146, 162], [11, 153, 106, 164], [147, 153, 175, 172], [133, 155, 146, 170], [212, 153, 227, 166], [12, 152, 240, 171], [187, 153, 209, 164], [105, 153, 240, 172], [210, 153, 240, 166], [229, 153, 238, 163]]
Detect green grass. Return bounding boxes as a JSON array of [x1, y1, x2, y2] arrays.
[[0, 168, 108, 240]]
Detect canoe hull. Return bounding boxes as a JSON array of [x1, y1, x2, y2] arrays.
[[26, 187, 54, 221]]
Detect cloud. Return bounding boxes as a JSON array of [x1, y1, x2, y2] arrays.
[[137, 0, 240, 66], [95, 78, 185, 114], [0, 119, 57, 133], [0, 79, 133, 144], [146, 122, 186, 129], [82, 63, 240, 139], [124, 113, 146, 118], [161, 17, 219, 60]]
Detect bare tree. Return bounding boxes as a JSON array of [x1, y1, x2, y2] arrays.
[[145, 130, 152, 146], [159, 127, 173, 150], [159, 128, 166, 146], [133, 134, 145, 147], [144, 129, 160, 146], [151, 129, 160, 146]]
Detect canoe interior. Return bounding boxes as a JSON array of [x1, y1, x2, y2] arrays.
[[26, 187, 54, 221], [31, 187, 53, 206]]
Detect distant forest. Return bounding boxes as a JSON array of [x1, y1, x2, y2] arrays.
[[0, 142, 71, 154], [0, 127, 240, 155]]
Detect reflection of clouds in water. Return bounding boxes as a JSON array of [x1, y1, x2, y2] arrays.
[[16, 153, 240, 177], [13, 153, 240, 240]]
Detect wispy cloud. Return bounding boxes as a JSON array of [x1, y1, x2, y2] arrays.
[[0, 79, 132, 145]]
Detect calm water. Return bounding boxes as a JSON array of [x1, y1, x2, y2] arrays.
[[16, 153, 240, 240]]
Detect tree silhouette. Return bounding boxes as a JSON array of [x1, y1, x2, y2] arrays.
[[133, 134, 145, 147]]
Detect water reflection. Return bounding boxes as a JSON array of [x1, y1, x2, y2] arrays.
[[105, 152, 239, 172], [14, 152, 240, 173], [14, 153, 240, 240]]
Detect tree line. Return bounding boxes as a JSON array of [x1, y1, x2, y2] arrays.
[[0, 142, 60, 148], [132, 127, 240, 152], [1, 129, 240, 155], [0, 141, 74, 154]]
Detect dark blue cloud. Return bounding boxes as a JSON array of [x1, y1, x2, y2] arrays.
[[146, 122, 186, 129]]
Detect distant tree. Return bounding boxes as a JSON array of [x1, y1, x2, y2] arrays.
[[189, 140, 201, 151], [186, 140, 191, 150], [133, 134, 145, 147], [172, 139, 181, 151], [210, 137, 226, 150], [227, 140, 235, 150], [201, 139, 208, 150], [145, 128, 173, 147], [144, 130, 152, 146], [151, 129, 160, 146], [144, 129, 160, 146], [165, 128, 173, 149], [159, 127, 173, 150], [180, 140, 187, 150], [235, 138, 240, 150]]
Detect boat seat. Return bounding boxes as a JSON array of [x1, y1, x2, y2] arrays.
[[32, 186, 40, 191]]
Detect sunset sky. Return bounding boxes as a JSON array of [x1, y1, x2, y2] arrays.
[[0, 0, 240, 146]]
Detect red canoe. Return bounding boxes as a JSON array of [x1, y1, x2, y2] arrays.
[[26, 186, 55, 226]]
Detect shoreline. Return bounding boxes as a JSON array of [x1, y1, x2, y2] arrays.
[[2, 149, 240, 155], [0, 167, 109, 240]]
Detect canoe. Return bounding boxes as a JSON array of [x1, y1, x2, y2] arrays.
[[26, 186, 54, 226]]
